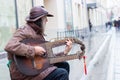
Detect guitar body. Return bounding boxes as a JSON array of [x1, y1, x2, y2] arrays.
[[14, 55, 51, 76], [13, 39, 52, 76], [13, 38, 85, 76]]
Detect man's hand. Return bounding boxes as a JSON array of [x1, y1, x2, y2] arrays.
[[34, 46, 46, 56], [64, 39, 72, 55]]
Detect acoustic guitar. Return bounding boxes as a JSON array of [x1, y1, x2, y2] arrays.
[[13, 38, 85, 76]]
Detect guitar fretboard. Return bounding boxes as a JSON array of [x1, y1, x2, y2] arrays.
[[49, 51, 83, 64]]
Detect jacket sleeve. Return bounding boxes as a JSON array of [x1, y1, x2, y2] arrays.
[[4, 28, 35, 58]]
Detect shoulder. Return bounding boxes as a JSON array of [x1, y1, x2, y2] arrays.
[[13, 24, 35, 38]]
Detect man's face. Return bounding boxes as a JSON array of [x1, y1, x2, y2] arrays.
[[42, 16, 48, 28]]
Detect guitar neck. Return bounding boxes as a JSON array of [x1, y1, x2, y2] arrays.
[[49, 54, 79, 64]]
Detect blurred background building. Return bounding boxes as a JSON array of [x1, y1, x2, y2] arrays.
[[1, 0, 120, 80], [0, 0, 111, 52], [0, 0, 120, 80]]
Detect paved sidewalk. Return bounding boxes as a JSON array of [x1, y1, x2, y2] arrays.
[[0, 27, 109, 80], [0, 58, 11, 80], [114, 31, 120, 80], [69, 32, 109, 80]]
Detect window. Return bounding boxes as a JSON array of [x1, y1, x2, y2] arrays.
[[64, 0, 73, 31], [0, 0, 16, 51]]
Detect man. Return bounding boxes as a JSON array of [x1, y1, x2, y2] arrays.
[[88, 19, 92, 32], [5, 6, 72, 80]]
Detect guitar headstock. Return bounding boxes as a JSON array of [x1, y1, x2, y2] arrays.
[[76, 51, 85, 59]]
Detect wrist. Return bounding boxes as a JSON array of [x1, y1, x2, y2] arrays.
[[64, 50, 68, 55]]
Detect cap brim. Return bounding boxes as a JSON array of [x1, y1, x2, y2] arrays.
[[26, 13, 54, 22], [47, 14, 54, 17]]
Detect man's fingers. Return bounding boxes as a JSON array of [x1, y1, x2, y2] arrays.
[[41, 47, 46, 52], [66, 39, 72, 45], [34, 46, 46, 56]]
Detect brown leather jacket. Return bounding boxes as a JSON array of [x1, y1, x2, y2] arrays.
[[4, 23, 56, 80]]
